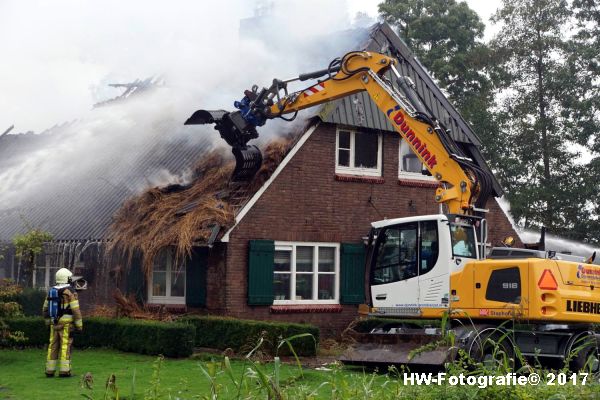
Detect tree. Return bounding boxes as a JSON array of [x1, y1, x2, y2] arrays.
[[570, 0, 600, 243], [489, 0, 595, 240], [12, 229, 53, 287]]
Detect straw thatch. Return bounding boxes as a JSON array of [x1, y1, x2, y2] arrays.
[[108, 136, 296, 278]]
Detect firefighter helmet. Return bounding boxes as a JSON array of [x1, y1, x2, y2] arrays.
[[55, 268, 73, 284]]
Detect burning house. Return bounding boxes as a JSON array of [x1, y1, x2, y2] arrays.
[[106, 22, 521, 333], [0, 23, 520, 334]]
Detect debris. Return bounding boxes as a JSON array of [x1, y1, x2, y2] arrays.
[[108, 136, 296, 277]]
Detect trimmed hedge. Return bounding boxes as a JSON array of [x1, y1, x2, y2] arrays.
[[15, 288, 46, 317], [4, 317, 195, 358], [180, 315, 319, 357]]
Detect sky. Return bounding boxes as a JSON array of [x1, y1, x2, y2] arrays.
[[0, 0, 503, 134]]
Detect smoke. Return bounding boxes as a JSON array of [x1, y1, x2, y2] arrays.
[[496, 197, 599, 264], [0, 0, 373, 221]]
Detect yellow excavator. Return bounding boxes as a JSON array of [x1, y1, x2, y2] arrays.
[[186, 51, 600, 370]]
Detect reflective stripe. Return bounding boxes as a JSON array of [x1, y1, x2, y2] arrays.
[[59, 325, 70, 372], [59, 315, 73, 322], [46, 325, 55, 362], [46, 325, 57, 373], [45, 359, 57, 373], [59, 361, 71, 372]]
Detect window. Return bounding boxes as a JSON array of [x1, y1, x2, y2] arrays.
[[273, 242, 339, 304], [419, 220, 439, 275], [371, 223, 418, 285], [148, 248, 186, 304], [371, 221, 440, 285], [398, 139, 435, 179], [336, 129, 382, 176], [486, 267, 521, 303], [33, 252, 59, 289], [450, 223, 477, 258]]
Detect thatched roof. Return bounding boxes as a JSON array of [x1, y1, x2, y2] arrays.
[[108, 135, 297, 274]]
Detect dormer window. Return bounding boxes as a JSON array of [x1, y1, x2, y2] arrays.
[[335, 129, 382, 177], [398, 139, 435, 180]]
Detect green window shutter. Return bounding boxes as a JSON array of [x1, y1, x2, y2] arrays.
[[186, 247, 207, 307], [340, 243, 366, 304], [127, 255, 146, 303], [248, 240, 275, 305]]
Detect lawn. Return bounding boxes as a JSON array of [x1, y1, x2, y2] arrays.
[[0, 348, 353, 399], [2, 348, 600, 399]]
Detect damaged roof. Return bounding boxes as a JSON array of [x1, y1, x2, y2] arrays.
[[0, 82, 212, 242], [0, 22, 500, 243]]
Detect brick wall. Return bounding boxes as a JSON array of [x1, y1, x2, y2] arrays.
[[218, 123, 520, 336]]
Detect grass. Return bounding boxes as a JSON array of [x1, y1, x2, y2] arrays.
[[1, 348, 600, 399], [0, 348, 364, 399]]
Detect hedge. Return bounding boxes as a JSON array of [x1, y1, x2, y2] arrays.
[[4, 317, 195, 357], [180, 315, 319, 357], [15, 288, 46, 317]]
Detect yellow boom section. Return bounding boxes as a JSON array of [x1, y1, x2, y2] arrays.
[[267, 52, 475, 214]]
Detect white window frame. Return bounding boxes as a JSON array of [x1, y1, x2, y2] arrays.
[[33, 254, 53, 289], [398, 138, 436, 181], [148, 249, 186, 305], [335, 128, 382, 177], [273, 242, 340, 305], [33, 253, 62, 290]]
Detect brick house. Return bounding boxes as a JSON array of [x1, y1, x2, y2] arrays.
[[0, 23, 520, 336], [113, 23, 520, 336]]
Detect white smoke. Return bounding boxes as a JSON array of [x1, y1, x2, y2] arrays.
[[496, 197, 599, 264], [0, 0, 375, 212]]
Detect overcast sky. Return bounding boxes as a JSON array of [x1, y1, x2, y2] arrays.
[[0, 0, 503, 134]]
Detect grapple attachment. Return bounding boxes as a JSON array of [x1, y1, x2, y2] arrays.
[[232, 145, 262, 182], [185, 109, 263, 182]]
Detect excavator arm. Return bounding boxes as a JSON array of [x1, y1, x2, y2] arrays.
[[186, 51, 493, 214]]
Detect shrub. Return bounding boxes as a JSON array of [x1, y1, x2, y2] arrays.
[[15, 287, 46, 316], [180, 316, 319, 357], [0, 279, 26, 345], [4, 317, 195, 358], [4, 317, 46, 346]]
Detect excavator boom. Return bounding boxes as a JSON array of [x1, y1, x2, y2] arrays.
[[186, 51, 493, 214]]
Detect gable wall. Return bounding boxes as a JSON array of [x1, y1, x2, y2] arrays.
[[222, 123, 519, 336]]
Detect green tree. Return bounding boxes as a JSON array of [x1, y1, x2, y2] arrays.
[[489, 0, 595, 240], [570, 0, 600, 243], [12, 229, 53, 287]]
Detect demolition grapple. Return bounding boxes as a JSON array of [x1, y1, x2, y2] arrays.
[[185, 107, 263, 182]]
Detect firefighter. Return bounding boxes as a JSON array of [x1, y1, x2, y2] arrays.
[[42, 267, 83, 377]]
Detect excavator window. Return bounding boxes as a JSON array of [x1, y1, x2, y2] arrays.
[[419, 221, 439, 275], [450, 224, 477, 259], [370, 221, 441, 285], [371, 223, 418, 285]]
